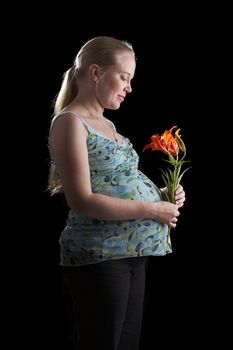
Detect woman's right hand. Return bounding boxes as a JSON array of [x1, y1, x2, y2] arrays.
[[148, 201, 180, 228]]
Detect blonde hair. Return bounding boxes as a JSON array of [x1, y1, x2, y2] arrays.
[[48, 36, 135, 195]]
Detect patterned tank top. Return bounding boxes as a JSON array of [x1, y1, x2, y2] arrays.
[[51, 115, 172, 266]]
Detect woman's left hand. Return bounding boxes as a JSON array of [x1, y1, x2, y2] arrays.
[[174, 185, 186, 208]]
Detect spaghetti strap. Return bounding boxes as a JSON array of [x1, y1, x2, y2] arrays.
[[49, 110, 125, 145], [80, 118, 125, 145]]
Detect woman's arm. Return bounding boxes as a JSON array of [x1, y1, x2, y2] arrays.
[[50, 114, 179, 227]]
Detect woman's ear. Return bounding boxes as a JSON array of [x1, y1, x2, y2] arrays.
[[89, 64, 101, 83]]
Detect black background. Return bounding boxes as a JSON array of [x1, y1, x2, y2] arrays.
[[5, 5, 229, 349]]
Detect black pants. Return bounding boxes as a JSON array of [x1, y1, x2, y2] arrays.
[[62, 257, 148, 350]]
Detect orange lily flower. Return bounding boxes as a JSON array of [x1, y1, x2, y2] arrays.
[[174, 128, 186, 153], [143, 126, 180, 156], [142, 125, 190, 242]]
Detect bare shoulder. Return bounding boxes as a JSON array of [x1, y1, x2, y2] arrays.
[[50, 110, 87, 139], [51, 110, 85, 130], [49, 110, 89, 160]]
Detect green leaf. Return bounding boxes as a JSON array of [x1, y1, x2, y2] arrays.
[[159, 168, 170, 181], [177, 167, 192, 184], [161, 174, 169, 189]]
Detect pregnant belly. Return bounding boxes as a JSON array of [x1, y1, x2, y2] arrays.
[[92, 171, 162, 202]]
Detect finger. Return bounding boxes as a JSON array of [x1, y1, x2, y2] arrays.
[[175, 197, 185, 206], [175, 191, 185, 200], [176, 202, 184, 209], [175, 184, 183, 194]]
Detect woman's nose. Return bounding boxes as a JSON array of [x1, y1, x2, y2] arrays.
[[124, 82, 132, 93]]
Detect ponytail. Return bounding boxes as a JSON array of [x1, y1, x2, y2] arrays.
[[54, 65, 78, 114], [48, 65, 79, 196], [48, 162, 63, 195]]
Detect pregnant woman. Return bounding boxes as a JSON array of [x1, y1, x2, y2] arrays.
[[48, 36, 185, 350]]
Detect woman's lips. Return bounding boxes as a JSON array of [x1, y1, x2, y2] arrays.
[[118, 95, 125, 101]]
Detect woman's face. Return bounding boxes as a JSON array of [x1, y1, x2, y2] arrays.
[[97, 51, 136, 110]]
